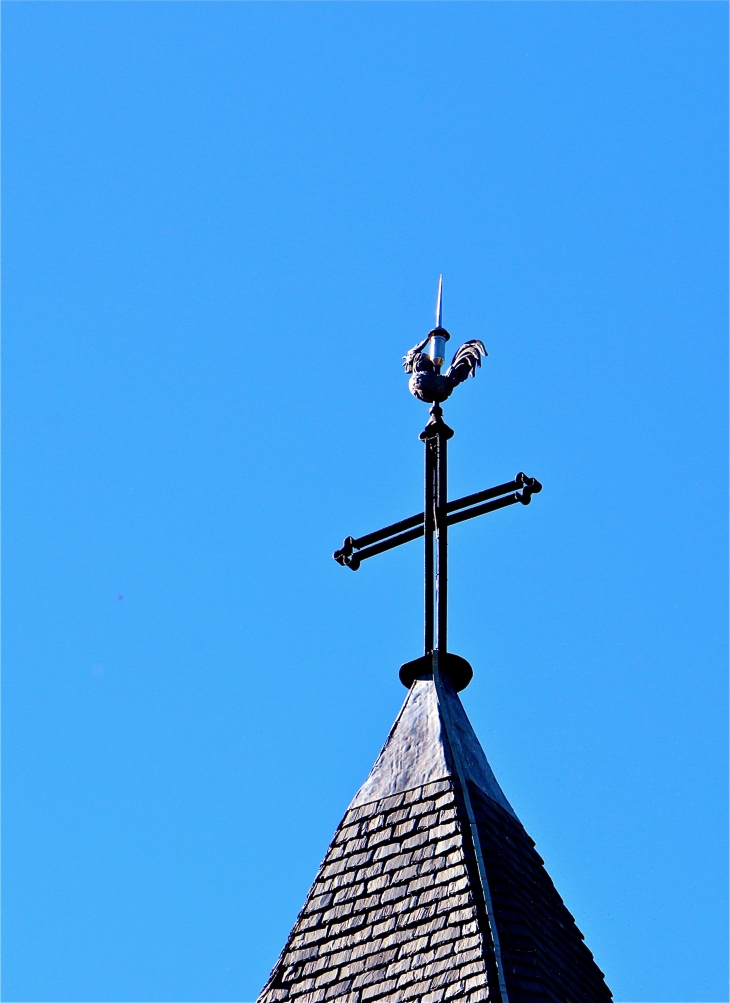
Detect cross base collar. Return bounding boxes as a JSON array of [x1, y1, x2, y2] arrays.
[[399, 652, 473, 692]]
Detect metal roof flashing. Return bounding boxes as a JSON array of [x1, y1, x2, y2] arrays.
[[350, 674, 516, 819]]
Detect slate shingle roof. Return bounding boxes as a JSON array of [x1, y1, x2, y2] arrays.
[[468, 782, 612, 1002], [258, 671, 612, 1003]]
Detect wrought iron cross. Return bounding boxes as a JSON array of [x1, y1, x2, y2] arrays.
[[333, 279, 541, 690]]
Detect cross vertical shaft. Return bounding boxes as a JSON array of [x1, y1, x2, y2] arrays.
[[421, 405, 454, 658], [423, 436, 435, 656], [436, 425, 448, 654]]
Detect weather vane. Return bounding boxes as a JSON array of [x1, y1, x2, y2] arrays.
[[334, 277, 541, 690]]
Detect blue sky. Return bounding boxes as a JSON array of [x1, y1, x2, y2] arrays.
[[3, 3, 727, 1002]]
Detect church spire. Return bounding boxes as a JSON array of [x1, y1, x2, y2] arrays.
[[258, 286, 612, 1003], [257, 672, 613, 1003]]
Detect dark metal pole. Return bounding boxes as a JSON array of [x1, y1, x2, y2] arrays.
[[436, 426, 448, 654], [424, 435, 435, 656]]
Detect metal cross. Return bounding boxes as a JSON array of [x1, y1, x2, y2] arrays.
[[333, 281, 542, 689]]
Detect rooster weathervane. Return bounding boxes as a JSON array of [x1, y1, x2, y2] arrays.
[[334, 277, 541, 692], [403, 275, 487, 403]]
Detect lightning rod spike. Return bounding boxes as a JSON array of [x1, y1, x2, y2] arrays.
[[436, 275, 443, 329]]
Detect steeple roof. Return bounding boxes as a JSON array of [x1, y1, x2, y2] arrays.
[[258, 669, 612, 1003]]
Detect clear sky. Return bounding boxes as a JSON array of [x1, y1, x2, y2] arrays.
[[3, 3, 727, 1002]]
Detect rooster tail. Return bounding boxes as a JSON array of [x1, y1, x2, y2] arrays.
[[444, 340, 487, 385]]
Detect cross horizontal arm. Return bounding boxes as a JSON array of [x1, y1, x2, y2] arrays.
[[348, 511, 424, 551], [333, 474, 541, 571], [445, 478, 525, 514], [447, 489, 525, 525], [344, 525, 425, 567]]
